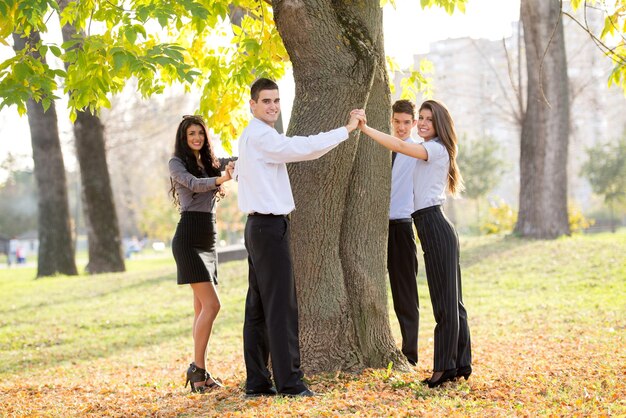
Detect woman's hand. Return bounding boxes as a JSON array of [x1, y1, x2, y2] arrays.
[[216, 162, 235, 186], [346, 109, 366, 133]]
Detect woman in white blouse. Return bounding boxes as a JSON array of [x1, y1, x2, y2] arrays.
[[357, 100, 472, 388]]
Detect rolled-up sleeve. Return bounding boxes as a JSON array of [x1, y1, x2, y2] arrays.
[[169, 157, 218, 192]]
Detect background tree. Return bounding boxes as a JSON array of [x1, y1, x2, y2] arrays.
[[456, 135, 505, 229], [516, 0, 571, 238], [10, 32, 77, 277], [58, 0, 124, 273], [581, 135, 626, 232]]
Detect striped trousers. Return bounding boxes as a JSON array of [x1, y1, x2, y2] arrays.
[[412, 205, 472, 371]]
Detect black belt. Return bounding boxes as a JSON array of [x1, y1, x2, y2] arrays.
[[248, 212, 288, 218], [389, 218, 413, 225]]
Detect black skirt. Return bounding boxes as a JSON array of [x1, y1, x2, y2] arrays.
[[172, 211, 218, 285]]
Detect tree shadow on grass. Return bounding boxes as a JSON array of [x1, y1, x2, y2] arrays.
[[0, 270, 176, 316], [459, 234, 536, 269]]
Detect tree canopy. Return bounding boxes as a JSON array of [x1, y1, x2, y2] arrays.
[[0, 0, 287, 151]]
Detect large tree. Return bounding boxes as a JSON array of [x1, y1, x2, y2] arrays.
[[516, 0, 571, 238], [274, 0, 401, 371]]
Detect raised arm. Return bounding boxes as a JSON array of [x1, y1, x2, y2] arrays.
[[256, 111, 365, 164], [358, 121, 428, 161]]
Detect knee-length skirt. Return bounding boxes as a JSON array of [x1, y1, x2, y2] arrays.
[[172, 211, 218, 285]]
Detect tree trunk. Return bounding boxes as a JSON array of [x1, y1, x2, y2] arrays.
[[273, 0, 404, 372], [12, 33, 78, 277], [516, 0, 570, 238], [72, 112, 125, 273], [59, 0, 125, 273]]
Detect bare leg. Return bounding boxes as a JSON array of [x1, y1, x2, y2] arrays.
[[190, 282, 220, 388]]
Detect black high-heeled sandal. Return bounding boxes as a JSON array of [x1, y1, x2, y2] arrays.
[[185, 363, 210, 393], [456, 365, 472, 380], [205, 371, 224, 389], [423, 368, 457, 388]]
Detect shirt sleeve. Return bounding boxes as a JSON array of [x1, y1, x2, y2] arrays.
[[421, 140, 448, 163], [169, 157, 218, 192], [256, 126, 349, 164]]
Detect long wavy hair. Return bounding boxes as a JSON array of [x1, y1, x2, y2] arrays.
[[170, 116, 224, 207], [419, 100, 465, 196]]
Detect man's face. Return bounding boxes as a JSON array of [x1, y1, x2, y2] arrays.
[[391, 112, 416, 140], [250, 89, 281, 127]]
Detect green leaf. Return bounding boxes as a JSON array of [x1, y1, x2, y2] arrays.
[[134, 24, 146, 39], [49, 45, 62, 57], [125, 27, 137, 44]]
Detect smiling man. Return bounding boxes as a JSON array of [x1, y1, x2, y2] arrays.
[[387, 100, 419, 367], [234, 77, 363, 398]]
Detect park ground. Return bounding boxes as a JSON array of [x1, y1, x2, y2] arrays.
[[0, 231, 625, 417]]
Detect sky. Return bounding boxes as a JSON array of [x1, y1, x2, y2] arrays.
[[0, 0, 521, 173]]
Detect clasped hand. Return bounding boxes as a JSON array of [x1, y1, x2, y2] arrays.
[[225, 161, 235, 179], [347, 109, 367, 132]]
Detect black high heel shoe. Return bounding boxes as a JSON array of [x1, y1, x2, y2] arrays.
[[185, 363, 209, 393], [423, 369, 457, 388], [205, 371, 224, 389], [456, 365, 472, 380]]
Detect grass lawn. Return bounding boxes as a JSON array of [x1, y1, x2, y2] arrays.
[[0, 231, 624, 417]]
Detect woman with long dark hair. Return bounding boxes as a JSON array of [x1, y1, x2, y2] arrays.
[[356, 100, 472, 388], [169, 115, 234, 393]]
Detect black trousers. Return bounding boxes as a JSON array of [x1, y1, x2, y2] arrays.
[[412, 205, 472, 371], [387, 219, 419, 365], [243, 214, 307, 394]]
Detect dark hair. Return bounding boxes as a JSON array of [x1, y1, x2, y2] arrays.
[[419, 100, 465, 196], [170, 116, 224, 206], [250, 78, 279, 101], [392, 100, 416, 119]]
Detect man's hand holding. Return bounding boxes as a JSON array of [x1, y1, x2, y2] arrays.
[[346, 109, 366, 133]]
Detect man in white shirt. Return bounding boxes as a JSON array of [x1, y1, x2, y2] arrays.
[[387, 100, 419, 366], [234, 78, 363, 397]]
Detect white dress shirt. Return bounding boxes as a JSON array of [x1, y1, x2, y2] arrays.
[[234, 118, 349, 215], [413, 138, 449, 211], [389, 137, 417, 219]]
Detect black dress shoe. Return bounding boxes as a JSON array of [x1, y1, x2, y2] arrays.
[[456, 365, 472, 380], [424, 369, 457, 388], [282, 389, 316, 397], [245, 387, 278, 398]]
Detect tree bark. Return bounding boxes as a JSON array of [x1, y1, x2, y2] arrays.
[[12, 33, 78, 277], [516, 0, 570, 238], [59, 0, 125, 273], [273, 0, 405, 372]]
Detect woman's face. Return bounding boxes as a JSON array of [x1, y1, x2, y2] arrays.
[[417, 108, 436, 140], [186, 124, 206, 154]]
